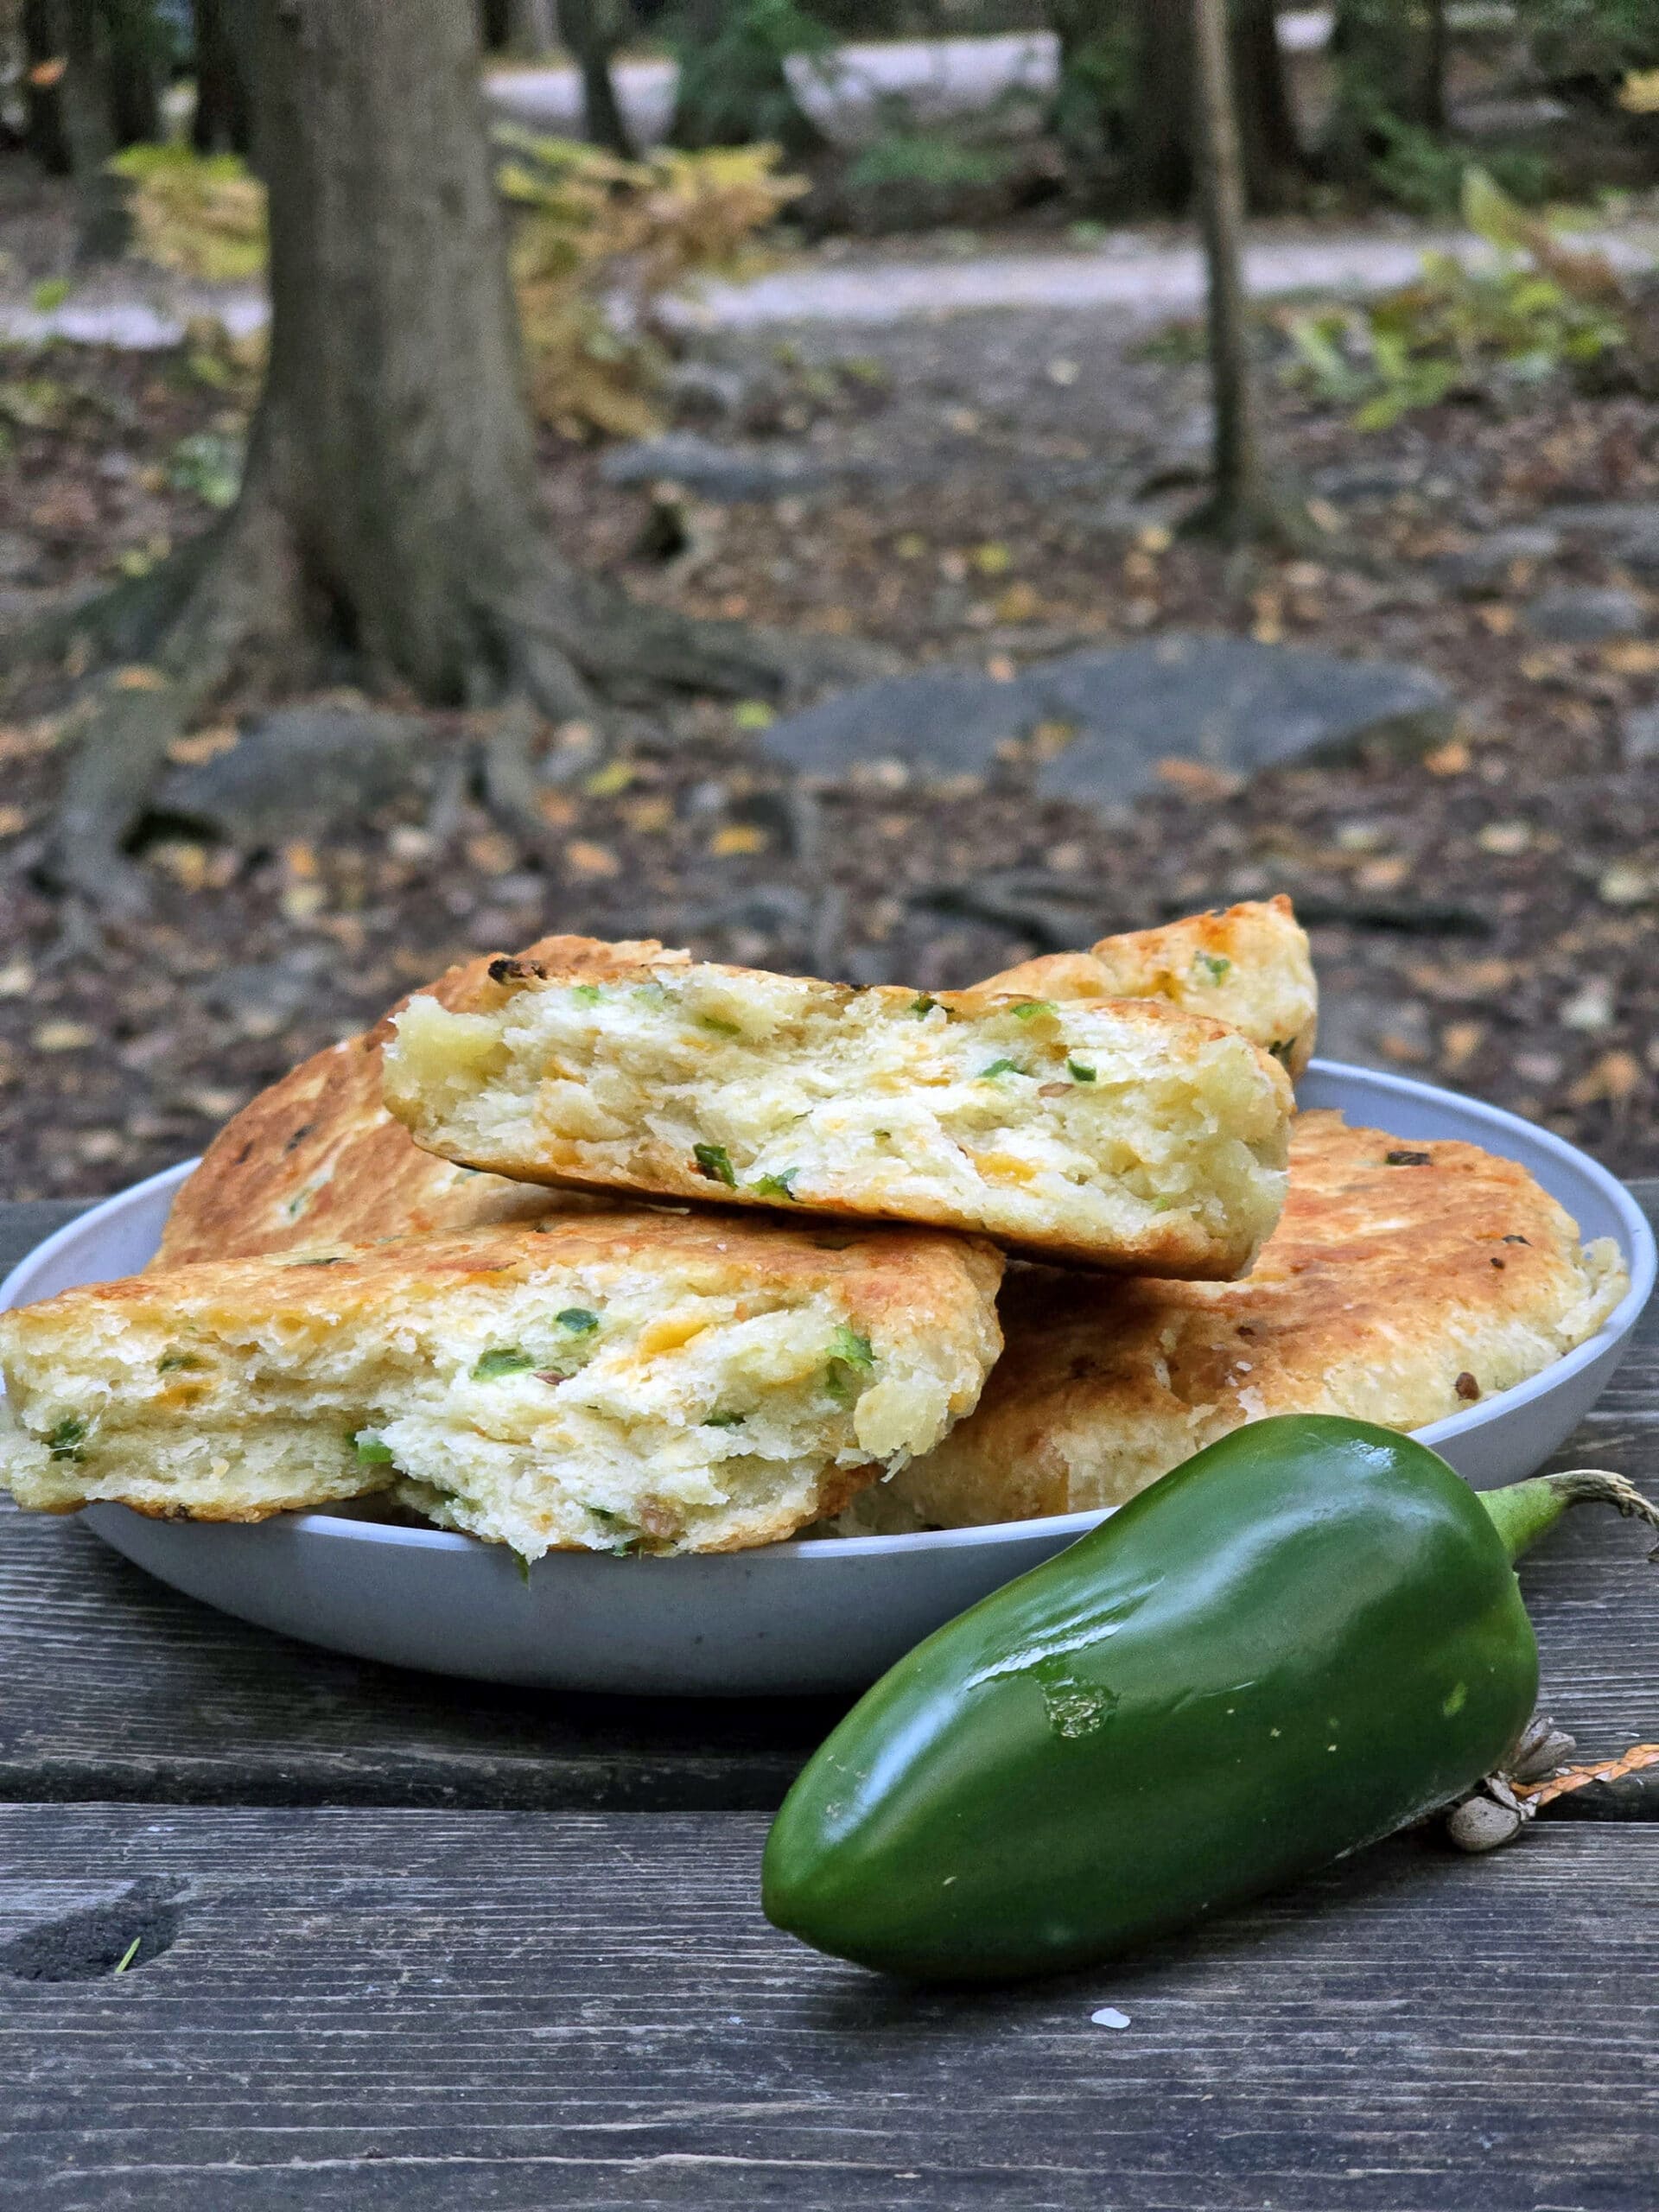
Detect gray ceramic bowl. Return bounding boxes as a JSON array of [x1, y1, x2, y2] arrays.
[[3, 1062, 1651, 1695]]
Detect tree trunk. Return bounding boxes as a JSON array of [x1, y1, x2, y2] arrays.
[[1231, 0, 1305, 208], [253, 0, 549, 700], [56, 0, 130, 257], [22, 0, 73, 175], [38, 0, 868, 906], [1189, 0, 1278, 543], [559, 0, 638, 159], [670, 0, 828, 156], [1051, 0, 1305, 215], [99, 0, 162, 146], [1325, 0, 1446, 178], [192, 0, 253, 154]]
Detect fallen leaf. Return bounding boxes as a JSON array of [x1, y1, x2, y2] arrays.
[[1602, 640, 1659, 676], [0, 805, 27, 837], [1440, 1020, 1484, 1070], [165, 726, 239, 767], [995, 582, 1040, 623], [537, 791, 578, 829], [1568, 1049, 1642, 1106], [0, 959, 35, 999], [27, 57, 67, 86], [565, 838, 620, 879], [1599, 862, 1655, 906], [972, 542, 1012, 576], [113, 664, 167, 692], [1423, 740, 1471, 776], [149, 840, 212, 892], [177, 1084, 249, 1121], [1356, 855, 1408, 891], [1476, 820, 1532, 856], [33, 1021, 94, 1053], [985, 653, 1017, 683], [1156, 758, 1242, 799], [1560, 978, 1615, 1032], [1477, 605, 1516, 635], [279, 884, 326, 924], [583, 760, 635, 796], [730, 701, 775, 731], [464, 831, 518, 877], [710, 823, 766, 857], [622, 796, 674, 835], [893, 533, 928, 561]]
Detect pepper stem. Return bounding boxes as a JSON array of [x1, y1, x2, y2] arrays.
[[1480, 1470, 1659, 1566]]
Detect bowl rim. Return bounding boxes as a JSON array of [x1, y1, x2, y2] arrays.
[[11, 1058, 1656, 1569]]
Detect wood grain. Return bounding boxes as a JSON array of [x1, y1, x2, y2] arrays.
[[0, 1806, 1653, 2211]]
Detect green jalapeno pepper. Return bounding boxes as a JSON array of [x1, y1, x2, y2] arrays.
[[763, 1415, 1657, 1982]]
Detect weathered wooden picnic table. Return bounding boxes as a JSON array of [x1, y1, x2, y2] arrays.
[[0, 1191, 1655, 2211]]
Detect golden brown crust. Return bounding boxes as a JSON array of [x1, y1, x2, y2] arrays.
[[979, 896, 1318, 1076], [863, 1110, 1627, 1529], [73, 1208, 1002, 1329], [154, 935, 679, 1264]]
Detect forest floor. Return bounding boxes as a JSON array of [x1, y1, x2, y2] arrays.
[[3, 241, 1659, 1199]]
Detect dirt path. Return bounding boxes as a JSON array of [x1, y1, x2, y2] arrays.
[[4, 220, 1653, 353]]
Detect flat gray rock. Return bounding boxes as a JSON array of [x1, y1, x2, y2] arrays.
[[757, 669, 1044, 784], [1545, 503, 1659, 576], [1432, 527, 1560, 596], [599, 433, 840, 502], [1624, 704, 1659, 763], [156, 707, 435, 843], [1523, 586, 1646, 644], [1027, 637, 1455, 809]]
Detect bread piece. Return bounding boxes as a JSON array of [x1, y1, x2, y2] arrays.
[[154, 935, 678, 1265], [836, 1110, 1628, 1532], [980, 896, 1317, 1077], [382, 950, 1294, 1276], [0, 1214, 1003, 1557]]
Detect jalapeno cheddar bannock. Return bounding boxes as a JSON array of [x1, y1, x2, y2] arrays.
[[835, 1110, 1628, 1533], [382, 949, 1294, 1277], [152, 933, 672, 1267], [979, 893, 1318, 1078], [0, 1214, 1003, 1557]]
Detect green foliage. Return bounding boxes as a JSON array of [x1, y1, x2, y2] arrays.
[[847, 129, 1009, 193], [108, 144, 268, 283], [1282, 168, 1628, 430], [667, 0, 833, 152], [500, 130, 805, 440], [31, 278, 70, 313], [168, 430, 243, 508], [107, 129, 802, 445], [1516, 0, 1659, 81], [1367, 111, 1556, 216]]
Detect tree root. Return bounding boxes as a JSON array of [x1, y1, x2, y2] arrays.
[[26, 493, 893, 912], [518, 553, 900, 706], [478, 696, 563, 866], [37, 483, 303, 913]]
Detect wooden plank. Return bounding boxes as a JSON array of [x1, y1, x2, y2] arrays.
[[0, 1807, 1653, 2211], [0, 1505, 842, 1810], [0, 1192, 1654, 1813]]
